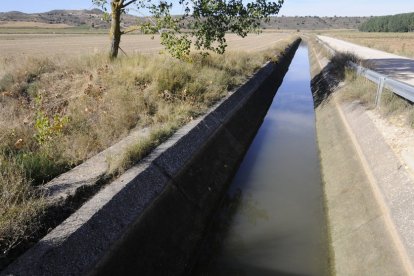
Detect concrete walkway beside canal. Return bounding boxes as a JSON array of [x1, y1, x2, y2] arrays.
[[316, 95, 410, 275]]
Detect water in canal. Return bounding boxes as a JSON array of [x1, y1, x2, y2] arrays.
[[195, 43, 329, 275]]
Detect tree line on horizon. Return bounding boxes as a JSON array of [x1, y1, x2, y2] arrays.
[[359, 12, 414, 32]]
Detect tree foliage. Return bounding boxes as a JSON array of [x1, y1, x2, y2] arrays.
[[92, 0, 284, 59], [359, 12, 414, 32]]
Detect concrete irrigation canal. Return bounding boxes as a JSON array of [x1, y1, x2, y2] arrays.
[[193, 43, 329, 275], [3, 38, 413, 275]]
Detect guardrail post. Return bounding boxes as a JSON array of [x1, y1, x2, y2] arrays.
[[375, 77, 386, 108]]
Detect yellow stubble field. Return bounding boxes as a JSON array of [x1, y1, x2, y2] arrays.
[[0, 32, 291, 59], [321, 30, 414, 58]]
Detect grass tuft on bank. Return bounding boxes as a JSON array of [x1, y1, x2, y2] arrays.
[[338, 62, 414, 128], [0, 35, 296, 258]]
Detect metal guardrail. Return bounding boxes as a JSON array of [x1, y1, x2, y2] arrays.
[[316, 36, 414, 106], [350, 63, 414, 106]]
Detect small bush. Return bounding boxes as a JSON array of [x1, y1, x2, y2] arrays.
[[0, 58, 56, 99], [0, 73, 13, 92], [329, 52, 360, 80], [108, 122, 179, 175], [380, 89, 412, 117], [17, 152, 70, 186], [339, 73, 377, 107]]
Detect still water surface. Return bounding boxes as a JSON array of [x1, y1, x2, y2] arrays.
[[195, 43, 328, 275]]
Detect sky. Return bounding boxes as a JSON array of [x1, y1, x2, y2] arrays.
[[0, 0, 413, 17]]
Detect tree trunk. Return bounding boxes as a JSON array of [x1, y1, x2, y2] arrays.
[[110, 1, 122, 59]]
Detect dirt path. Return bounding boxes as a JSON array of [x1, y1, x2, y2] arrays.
[[318, 35, 414, 86]]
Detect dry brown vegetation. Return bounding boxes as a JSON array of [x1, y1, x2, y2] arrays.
[[340, 70, 414, 127], [0, 32, 296, 258], [320, 30, 414, 58]]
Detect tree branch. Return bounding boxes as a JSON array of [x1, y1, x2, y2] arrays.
[[121, 25, 141, 34], [122, 0, 137, 8]]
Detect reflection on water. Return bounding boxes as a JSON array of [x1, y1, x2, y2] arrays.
[[194, 44, 328, 276]]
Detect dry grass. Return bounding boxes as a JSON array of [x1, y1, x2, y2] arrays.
[[321, 30, 414, 58], [338, 70, 377, 107], [0, 34, 297, 256], [108, 122, 179, 175], [380, 90, 414, 127], [337, 69, 414, 127], [0, 156, 46, 256]]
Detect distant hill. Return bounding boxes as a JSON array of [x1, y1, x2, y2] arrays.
[[359, 12, 414, 32], [0, 9, 137, 29], [263, 16, 368, 30], [0, 9, 369, 30]]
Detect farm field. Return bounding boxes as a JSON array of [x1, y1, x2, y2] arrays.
[[321, 30, 414, 58], [0, 32, 290, 59]]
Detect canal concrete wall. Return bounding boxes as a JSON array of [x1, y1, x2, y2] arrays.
[[314, 97, 408, 275], [2, 39, 301, 276], [309, 39, 413, 275]]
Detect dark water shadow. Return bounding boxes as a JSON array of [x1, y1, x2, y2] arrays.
[[311, 62, 342, 108], [191, 189, 274, 275], [311, 52, 360, 108], [197, 260, 309, 276]]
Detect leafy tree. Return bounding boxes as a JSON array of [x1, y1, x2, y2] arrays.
[[359, 12, 414, 32], [92, 0, 284, 59]]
